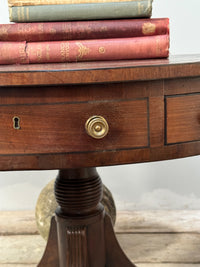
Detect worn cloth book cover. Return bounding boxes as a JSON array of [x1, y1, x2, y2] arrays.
[[0, 35, 169, 65], [9, 0, 153, 22], [0, 18, 169, 42]]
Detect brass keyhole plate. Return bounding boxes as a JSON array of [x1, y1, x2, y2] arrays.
[[13, 116, 21, 130]]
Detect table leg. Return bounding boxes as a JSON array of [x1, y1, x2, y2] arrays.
[[38, 168, 136, 267]]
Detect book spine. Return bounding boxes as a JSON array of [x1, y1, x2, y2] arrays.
[[8, 0, 144, 6], [9, 0, 153, 22], [0, 35, 169, 65], [0, 42, 28, 64], [0, 18, 169, 42]]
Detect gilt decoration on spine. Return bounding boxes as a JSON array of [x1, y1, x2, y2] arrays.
[[0, 35, 169, 64], [0, 18, 169, 42]]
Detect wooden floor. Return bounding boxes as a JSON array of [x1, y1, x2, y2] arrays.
[[1, 210, 200, 266]]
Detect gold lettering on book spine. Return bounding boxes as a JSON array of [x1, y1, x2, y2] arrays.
[[76, 42, 90, 59], [18, 23, 24, 33], [0, 25, 11, 41], [142, 23, 156, 35], [21, 7, 25, 21], [138, 2, 144, 15], [50, 28, 56, 34], [156, 36, 161, 56], [62, 23, 71, 39], [38, 24, 44, 41], [137, 0, 141, 15], [60, 42, 70, 62], [36, 44, 42, 62], [46, 44, 50, 60], [99, 47, 105, 54], [100, 26, 108, 33], [26, 7, 29, 21], [17, 7, 21, 21], [38, 23, 44, 35]]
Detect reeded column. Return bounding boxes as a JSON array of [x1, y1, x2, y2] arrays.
[[54, 168, 106, 267], [38, 167, 136, 267]]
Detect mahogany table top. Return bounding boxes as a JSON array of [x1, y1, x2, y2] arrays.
[[0, 54, 199, 171], [0, 54, 199, 86]]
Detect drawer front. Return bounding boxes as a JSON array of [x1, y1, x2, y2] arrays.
[[0, 98, 149, 155], [166, 93, 200, 144]]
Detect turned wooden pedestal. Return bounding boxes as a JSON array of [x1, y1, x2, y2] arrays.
[[38, 168, 135, 267], [0, 55, 199, 266]]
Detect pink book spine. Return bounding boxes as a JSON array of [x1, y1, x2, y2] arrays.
[[0, 35, 169, 65], [0, 41, 28, 64], [27, 35, 169, 64]]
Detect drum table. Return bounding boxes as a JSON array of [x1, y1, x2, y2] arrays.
[[0, 55, 199, 267]]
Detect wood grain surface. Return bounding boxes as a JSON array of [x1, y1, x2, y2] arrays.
[[0, 99, 148, 154], [0, 55, 199, 86], [166, 94, 200, 144], [0, 55, 199, 170]]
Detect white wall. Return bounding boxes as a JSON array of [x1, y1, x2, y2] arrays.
[[0, 0, 199, 211]]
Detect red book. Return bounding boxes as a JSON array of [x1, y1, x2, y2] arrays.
[[0, 18, 169, 42], [0, 42, 28, 64], [0, 35, 169, 65]]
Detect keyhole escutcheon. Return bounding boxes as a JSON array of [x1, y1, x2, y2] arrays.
[[13, 116, 21, 130]]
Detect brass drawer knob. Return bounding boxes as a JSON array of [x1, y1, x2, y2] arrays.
[[85, 116, 109, 139]]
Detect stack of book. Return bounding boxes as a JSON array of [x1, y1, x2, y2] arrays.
[[0, 0, 169, 64]]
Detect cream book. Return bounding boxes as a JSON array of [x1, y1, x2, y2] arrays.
[[8, 0, 144, 6]]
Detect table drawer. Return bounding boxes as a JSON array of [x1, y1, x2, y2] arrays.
[[166, 93, 200, 144], [0, 98, 149, 155]]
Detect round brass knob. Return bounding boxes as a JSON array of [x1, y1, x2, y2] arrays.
[[85, 115, 109, 139]]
